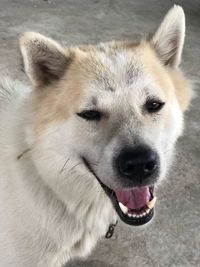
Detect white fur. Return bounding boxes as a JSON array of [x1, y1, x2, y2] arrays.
[[0, 78, 116, 266], [0, 6, 188, 267]]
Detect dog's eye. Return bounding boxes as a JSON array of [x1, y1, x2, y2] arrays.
[[77, 110, 102, 121], [145, 100, 165, 113]]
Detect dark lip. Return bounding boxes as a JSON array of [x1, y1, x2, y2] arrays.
[[82, 156, 155, 226]]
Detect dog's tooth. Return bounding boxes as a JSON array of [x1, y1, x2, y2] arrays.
[[146, 208, 150, 214], [147, 196, 157, 210], [128, 213, 132, 217], [119, 202, 128, 214]]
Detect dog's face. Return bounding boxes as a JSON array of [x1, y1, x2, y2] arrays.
[[20, 6, 191, 226]]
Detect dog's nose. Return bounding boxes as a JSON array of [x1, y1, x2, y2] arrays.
[[116, 145, 159, 182]]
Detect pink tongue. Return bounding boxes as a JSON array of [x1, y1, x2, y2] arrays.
[[115, 186, 151, 210]]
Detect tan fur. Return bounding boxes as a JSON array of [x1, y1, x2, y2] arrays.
[[30, 49, 87, 134], [32, 40, 191, 136], [167, 68, 192, 111]]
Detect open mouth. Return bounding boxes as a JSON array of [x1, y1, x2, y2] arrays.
[[113, 186, 155, 225], [82, 157, 156, 226]]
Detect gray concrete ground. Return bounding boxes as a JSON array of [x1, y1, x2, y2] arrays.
[[0, 0, 199, 266]]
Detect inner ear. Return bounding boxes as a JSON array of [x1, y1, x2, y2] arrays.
[[20, 32, 73, 87], [33, 54, 72, 86], [149, 5, 185, 67]]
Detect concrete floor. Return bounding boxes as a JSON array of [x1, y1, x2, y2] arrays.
[[0, 0, 199, 266]]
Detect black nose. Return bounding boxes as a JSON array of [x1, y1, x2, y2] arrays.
[[116, 145, 159, 183]]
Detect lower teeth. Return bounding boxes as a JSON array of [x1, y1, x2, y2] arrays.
[[127, 210, 149, 218]]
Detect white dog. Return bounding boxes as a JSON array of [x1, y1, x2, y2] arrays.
[[0, 6, 191, 267]]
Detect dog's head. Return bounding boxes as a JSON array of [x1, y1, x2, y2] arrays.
[[20, 6, 191, 226]]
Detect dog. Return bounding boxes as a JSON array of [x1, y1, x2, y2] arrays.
[[0, 5, 192, 267]]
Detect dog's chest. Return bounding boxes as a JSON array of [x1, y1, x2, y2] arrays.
[[52, 200, 117, 266]]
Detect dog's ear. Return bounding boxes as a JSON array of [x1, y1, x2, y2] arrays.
[[150, 5, 185, 67], [20, 32, 72, 87]]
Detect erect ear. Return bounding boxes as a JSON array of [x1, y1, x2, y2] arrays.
[[150, 5, 185, 67], [20, 32, 72, 87]]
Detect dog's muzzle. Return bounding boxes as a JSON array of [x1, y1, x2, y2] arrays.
[[82, 153, 157, 226]]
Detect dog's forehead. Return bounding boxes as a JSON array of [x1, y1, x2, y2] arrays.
[[80, 48, 160, 108], [86, 49, 142, 87]]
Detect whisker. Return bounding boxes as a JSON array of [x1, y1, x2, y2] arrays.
[[89, 162, 99, 166], [17, 147, 32, 160], [68, 162, 84, 173], [59, 158, 70, 174]]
